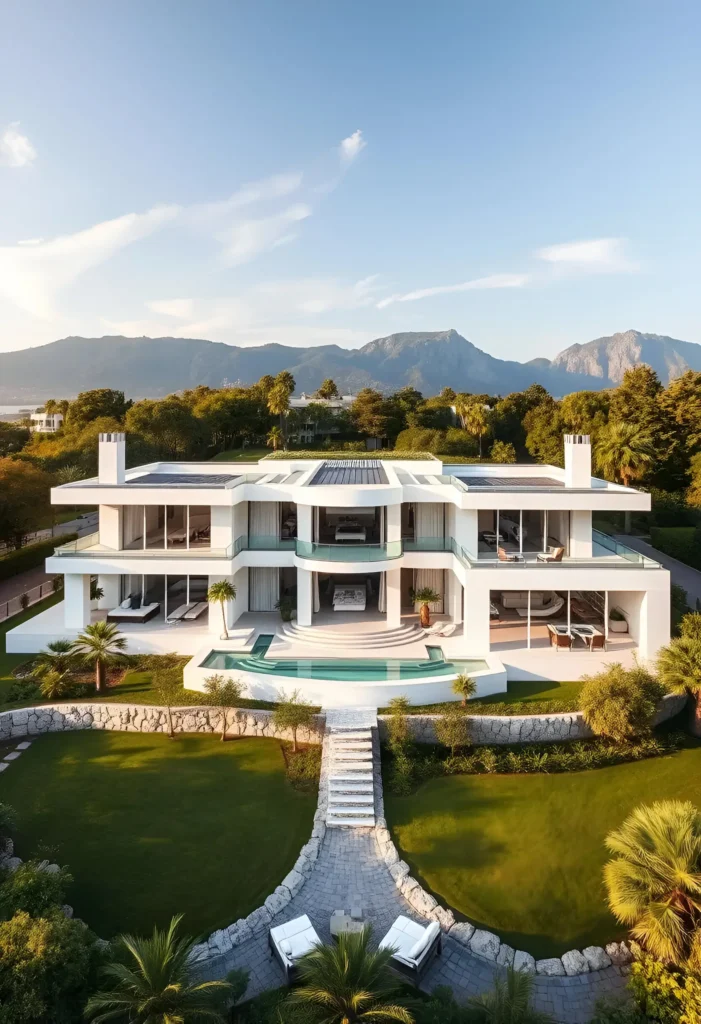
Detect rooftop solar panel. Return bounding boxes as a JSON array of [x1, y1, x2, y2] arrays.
[[310, 460, 389, 486], [455, 475, 564, 488], [127, 473, 238, 486]]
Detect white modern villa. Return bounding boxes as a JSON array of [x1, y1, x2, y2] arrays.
[[7, 433, 671, 707]]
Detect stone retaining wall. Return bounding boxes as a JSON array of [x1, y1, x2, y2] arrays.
[[0, 703, 326, 744], [378, 692, 686, 746]]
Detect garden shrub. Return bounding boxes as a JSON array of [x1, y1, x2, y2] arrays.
[[650, 526, 701, 570], [384, 733, 684, 794], [0, 910, 97, 1024], [283, 744, 321, 792], [580, 663, 666, 742], [628, 946, 701, 1024], [434, 706, 471, 756], [0, 535, 78, 581], [0, 861, 72, 920], [2, 680, 40, 706]]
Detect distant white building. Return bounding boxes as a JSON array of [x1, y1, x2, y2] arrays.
[[30, 411, 64, 433], [6, 433, 671, 709], [289, 393, 356, 444]]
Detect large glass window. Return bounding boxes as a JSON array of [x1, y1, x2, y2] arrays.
[[188, 506, 211, 548], [166, 506, 188, 548], [145, 506, 165, 549], [122, 506, 144, 550]]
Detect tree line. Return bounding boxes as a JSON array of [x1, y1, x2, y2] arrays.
[[2, 364, 701, 549]]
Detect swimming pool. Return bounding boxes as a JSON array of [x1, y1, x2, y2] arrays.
[[201, 641, 489, 682]]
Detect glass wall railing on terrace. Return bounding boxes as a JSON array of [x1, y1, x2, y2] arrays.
[[54, 535, 234, 558], [295, 540, 403, 561], [403, 537, 453, 552], [234, 535, 296, 555], [452, 531, 660, 569]]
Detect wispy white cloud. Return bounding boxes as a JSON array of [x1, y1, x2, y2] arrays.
[[377, 273, 529, 308], [339, 129, 366, 164], [535, 237, 636, 273], [0, 122, 37, 168], [0, 205, 179, 318], [257, 275, 382, 314], [147, 298, 195, 319], [222, 204, 312, 265]]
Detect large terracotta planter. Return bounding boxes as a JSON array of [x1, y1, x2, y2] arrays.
[[420, 603, 431, 628]]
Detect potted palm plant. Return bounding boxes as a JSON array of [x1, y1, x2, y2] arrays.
[[608, 606, 629, 633], [410, 586, 441, 628]]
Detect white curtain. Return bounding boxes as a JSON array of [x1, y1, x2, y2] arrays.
[[250, 568, 279, 611], [249, 501, 280, 539], [313, 572, 320, 613], [415, 503, 444, 539], [378, 572, 386, 613], [414, 568, 444, 612], [123, 505, 143, 548], [380, 507, 385, 545]]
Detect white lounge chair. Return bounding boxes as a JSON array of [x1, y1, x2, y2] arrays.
[[515, 595, 565, 618], [166, 602, 195, 623], [183, 601, 208, 620], [437, 623, 457, 637], [269, 914, 321, 983], [378, 916, 441, 982], [423, 622, 444, 636]]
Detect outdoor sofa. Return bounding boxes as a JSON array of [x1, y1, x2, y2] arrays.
[[378, 916, 441, 982], [269, 914, 321, 983]]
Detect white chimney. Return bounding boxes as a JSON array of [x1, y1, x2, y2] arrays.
[[564, 434, 591, 488], [98, 432, 126, 485]]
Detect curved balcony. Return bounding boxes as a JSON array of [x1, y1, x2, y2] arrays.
[[295, 540, 403, 562]]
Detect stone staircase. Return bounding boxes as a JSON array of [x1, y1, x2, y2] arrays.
[[280, 622, 424, 649], [325, 708, 378, 828]]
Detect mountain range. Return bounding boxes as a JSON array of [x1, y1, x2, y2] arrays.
[[0, 329, 699, 403]]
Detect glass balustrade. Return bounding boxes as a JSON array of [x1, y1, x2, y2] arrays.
[[295, 540, 403, 561]]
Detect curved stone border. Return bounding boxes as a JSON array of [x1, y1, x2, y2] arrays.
[[373, 816, 633, 977], [378, 692, 686, 745]]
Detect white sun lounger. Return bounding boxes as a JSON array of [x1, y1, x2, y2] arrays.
[[269, 914, 321, 983], [183, 602, 209, 620], [166, 602, 195, 623]]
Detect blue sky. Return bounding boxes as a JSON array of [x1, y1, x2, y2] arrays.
[[1, 0, 699, 360]]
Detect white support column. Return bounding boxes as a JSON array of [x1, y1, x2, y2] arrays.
[[453, 508, 479, 558], [99, 506, 122, 550], [463, 578, 491, 652], [448, 570, 463, 624], [638, 589, 671, 661], [297, 504, 313, 544], [386, 503, 401, 544], [570, 510, 593, 557], [385, 568, 402, 628], [64, 574, 91, 629], [210, 506, 233, 551], [297, 567, 313, 626], [97, 575, 120, 611]]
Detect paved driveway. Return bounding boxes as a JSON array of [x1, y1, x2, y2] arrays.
[[615, 534, 701, 607]]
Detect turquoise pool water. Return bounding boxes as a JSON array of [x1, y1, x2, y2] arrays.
[[201, 643, 488, 681]]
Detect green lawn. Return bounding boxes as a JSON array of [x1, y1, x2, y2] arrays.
[[380, 679, 585, 715], [210, 447, 270, 462], [385, 739, 701, 958], [1, 730, 316, 938]]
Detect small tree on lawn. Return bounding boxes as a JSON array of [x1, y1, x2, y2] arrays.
[[386, 695, 411, 752], [153, 667, 183, 739], [70, 620, 127, 693], [203, 674, 245, 741], [34, 638, 75, 677], [273, 689, 315, 752], [435, 706, 471, 756], [38, 669, 72, 701], [451, 673, 476, 706], [206, 580, 237, 640]]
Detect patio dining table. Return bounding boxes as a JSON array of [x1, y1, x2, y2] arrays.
[[549, 623, 603, 648]]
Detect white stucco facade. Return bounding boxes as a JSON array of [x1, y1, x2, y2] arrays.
[[7, 434, 671, 702]]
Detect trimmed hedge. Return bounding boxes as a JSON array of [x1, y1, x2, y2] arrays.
[[0, 534, 77, 581], [650, 526, 701, 570], [262, 450, 438, 461]]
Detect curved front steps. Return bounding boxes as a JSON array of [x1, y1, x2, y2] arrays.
[[325, 707, 378, 829], [280, 622, 424, 649]]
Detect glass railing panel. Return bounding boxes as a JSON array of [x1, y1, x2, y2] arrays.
[[403, 538, 452, 551], [295, 540, 402, 561], [246, 535, 296, 550]]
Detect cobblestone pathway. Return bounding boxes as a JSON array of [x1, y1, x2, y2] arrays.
[[202, 727, 627, 1023]]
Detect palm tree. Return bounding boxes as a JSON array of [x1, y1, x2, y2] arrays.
[[267, 384, 291, 446], [266, 425, 283, 451], [34, 638, 75, 676], [290, 927, 414, 1024], [594, 422, 655, 488], [206, 580, 237, 640], [657, 617, 701, 737], [410, 586, 441, 628], [463, 402, 489, 458], [39, 669, 72, 701], [71, 621, 127, 693], [603, 800, 701, 965], [468, 966, 553, 1023], [85, 914, 236, 1024], [451, 673, 477, 706]]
